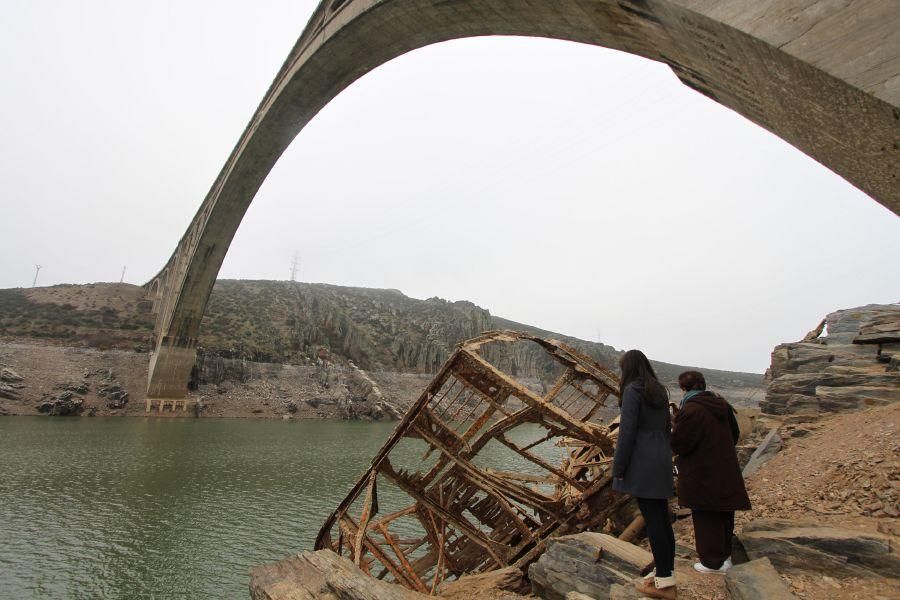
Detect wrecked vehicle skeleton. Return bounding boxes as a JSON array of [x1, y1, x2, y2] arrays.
[[315, 331, 627, 593]]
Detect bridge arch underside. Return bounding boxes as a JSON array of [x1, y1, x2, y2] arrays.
[[146, 0, 900, 397]]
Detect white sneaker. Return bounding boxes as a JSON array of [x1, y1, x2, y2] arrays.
[[642, 568, 656, 581], [693, 561, 728, 574], [723, 557, 733, 570], [654, 574, 676, 589]]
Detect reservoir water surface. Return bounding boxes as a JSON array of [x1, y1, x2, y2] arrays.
[[0, 417, 559, 599]]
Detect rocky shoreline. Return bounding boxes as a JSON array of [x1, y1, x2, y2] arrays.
[[0, 340, 433, 420]]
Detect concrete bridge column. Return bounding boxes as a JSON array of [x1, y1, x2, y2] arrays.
[[147, 339, 196, 399]]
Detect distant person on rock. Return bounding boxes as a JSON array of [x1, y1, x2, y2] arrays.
[[671, 370, 751, 575], [612, 350, 676, 600]]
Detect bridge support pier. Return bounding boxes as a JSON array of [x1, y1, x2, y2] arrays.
[[147, 343, 195, 399]]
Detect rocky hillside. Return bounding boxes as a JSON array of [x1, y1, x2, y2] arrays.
[[0, 280, 763, 389]]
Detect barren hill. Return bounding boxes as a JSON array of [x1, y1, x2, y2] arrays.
[[0, 280, 763, 419]]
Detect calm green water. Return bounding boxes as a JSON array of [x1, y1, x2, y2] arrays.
[[0, 417, 560, 599], [0, 417, 401, 599]]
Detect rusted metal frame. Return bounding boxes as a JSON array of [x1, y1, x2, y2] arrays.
[[340, 513, 420, 590], [520, 470, 616, 544], [457, 405, 541, 463], [582, 391, 611, 421], [375, 523, 429, 593], [416, 453, 461, 495], [569, 458, 613, 470], [448, 389, 479, 423], [444, 411, 562, 516], [541, 368, 576, 403], [539, 418, 614, 456], [379, 460, 508, 568], [483, 469, 558, 485], [464, 351, 601, 443], [454, 396, 489, 433], [430, 485, 449, 593], [569, 379, 603, 403], [430, 376, 460, 412], [519, 427, 564, 453], [473, 384, 516, 418], [509, 477, 624, 569], [337, 518, 371, 572], [417, 393, 503, 486], [459, 479, 536, 545], [555, 386, 582, 412], [495, 433, 586, 492], [416, 506, 458, 577], [316, 352, 462, 550], [458, 331, 619, 394], [538, 341, 620, 393], [438, 385, 470, 426], [411, 424, 539, 540], [369, 505, 418, 530], [438, 453, 564, 524], [433, 378, 466, 422], [542, 421, 605, 451], [353, 471, 378, 566], [459, 393, 504, 443], [418, 408, 471, 454], [433, 472, 471, 510], [404, 547, 438, 581]]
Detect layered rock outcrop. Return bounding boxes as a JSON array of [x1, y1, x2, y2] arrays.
[[762, 304, 900, 419]]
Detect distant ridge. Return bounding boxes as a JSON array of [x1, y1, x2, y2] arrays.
[[0, 280, 762, 390]]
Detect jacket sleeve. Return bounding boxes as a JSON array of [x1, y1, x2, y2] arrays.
[[612, 385, 640, 479], [670, 404, 703, 457], [728, 404, 740, 445]]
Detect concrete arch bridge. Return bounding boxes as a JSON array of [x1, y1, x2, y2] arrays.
[[144, 0, 900, 398]]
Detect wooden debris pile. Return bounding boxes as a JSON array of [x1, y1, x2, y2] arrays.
[[315, 331, 625, 593]]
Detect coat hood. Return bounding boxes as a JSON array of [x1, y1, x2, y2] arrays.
[[685, 391, 730, 420]]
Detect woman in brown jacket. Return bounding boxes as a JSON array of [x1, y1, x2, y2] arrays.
[[671, 371, 751, 574]]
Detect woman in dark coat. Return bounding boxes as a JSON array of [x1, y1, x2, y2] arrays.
[[671, 370, 751, 574], [612, 350, 676, 599]]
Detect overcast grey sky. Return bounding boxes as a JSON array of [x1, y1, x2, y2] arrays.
[[1, 1, 898, 373]]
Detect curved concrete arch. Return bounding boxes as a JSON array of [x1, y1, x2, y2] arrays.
[[145, 0, 900, 397]]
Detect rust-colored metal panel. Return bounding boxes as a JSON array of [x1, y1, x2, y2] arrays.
[[315, 330, 624, 592]]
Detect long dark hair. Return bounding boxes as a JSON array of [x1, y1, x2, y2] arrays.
[[618, 349, 668, 409]]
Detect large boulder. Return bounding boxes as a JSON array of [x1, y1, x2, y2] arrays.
[[0, 381, 21, 400], [36, 392, 84, 416], [738, 519, 900, 579], [763, 304, 900, 419], [528, 533, 651, 600], [724, 557, 796, 600], [250, 550, 428, 600]]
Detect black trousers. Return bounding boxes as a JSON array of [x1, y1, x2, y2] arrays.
[[636, 497, 675, 578], [692, 509, 734, 569]]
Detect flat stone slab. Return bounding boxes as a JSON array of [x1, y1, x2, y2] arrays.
[[529, 532, 651, 600], [738, 519, 900, 579]]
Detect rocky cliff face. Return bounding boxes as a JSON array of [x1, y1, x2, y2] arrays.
[[0, 280, 764, 405], [198, 281, 494, 373], [762, 304, 900, 420]]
